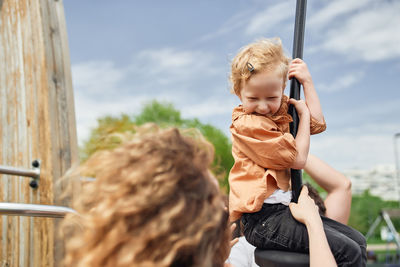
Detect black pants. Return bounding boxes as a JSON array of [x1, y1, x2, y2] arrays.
[[242, 203, 367, 267]]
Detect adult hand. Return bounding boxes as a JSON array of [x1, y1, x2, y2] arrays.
[[289, 186, 321, 226], [229, 223, 239, 248], [290, 186, 337, 267], [224, 206, 239, 249]]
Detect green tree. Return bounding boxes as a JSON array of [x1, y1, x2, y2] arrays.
[[134, 100, 233, 192], [80, 114, 135, 161], [135, 101, 183, 127], [349, 190, 400, 237], [183, 119, 233, 191], [80, 100, 234, 193]]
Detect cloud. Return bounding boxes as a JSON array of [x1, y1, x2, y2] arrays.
[[71, 48, 227, 144], [311, 131, 397, 171], [341, 122, 400, 136], [72, 61, 127, 96], [317, 71, 364, 93], [308, 0, 373, 30], [196, 1, 294, 43], [71, 61, 150, 144], [134, 48, 221, 82], [328, 99, 400, 127], [310, 118, 399, 171], [309, 0, 400, 62], [225, 0, 400, 62], [197, 8, 254, 43], [245, 1, 294, 36], [181, 96, 239, 119], [74, 90, 150, 145]]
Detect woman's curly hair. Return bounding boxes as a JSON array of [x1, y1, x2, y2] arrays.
[[61, 127, 230, 267]]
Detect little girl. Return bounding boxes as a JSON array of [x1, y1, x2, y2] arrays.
[[228, 38, 366, 266]]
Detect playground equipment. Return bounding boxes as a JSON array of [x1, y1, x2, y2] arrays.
[[366, 209, 400, 249], [0, 163, 76, 218], [366, 209, 400, 265], [0, 203, 76, 218], [254, 0, 310, 266], [394, 133, 400, 206], [0, 160, 41, 188], [0, 0, 78, 266]]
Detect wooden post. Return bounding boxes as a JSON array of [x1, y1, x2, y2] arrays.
[[0, 0, 78, 266]]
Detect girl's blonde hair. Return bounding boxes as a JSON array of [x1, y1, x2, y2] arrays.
[[61, 127, 230, 267], [230, 37, 290, 95]]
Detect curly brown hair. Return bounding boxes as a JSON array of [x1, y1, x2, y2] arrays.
[[61, 127, 230, 267]]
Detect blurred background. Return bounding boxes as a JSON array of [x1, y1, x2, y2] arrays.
[[63, 0, 400, 263]]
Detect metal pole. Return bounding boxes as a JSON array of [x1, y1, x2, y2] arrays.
[[0, 164, 40, 179], [289, 0, 307, 203], [365, 215, 382, 240], [382, 211, 400, 250], [394, 133, 400, 207], [0, 202, 77, 218], [0, 160, 41, 188]]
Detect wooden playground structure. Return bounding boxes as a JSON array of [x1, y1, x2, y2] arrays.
[[0, 0, 78, 266]]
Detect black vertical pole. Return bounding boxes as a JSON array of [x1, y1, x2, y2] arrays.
[[289, 0, 307, 203]]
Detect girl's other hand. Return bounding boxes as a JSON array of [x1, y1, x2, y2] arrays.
[[288, 98, 310, 117]]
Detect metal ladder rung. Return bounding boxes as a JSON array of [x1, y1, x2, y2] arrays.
[[0, 202, 77, 218]]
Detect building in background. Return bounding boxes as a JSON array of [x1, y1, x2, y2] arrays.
[[345, 164, 398, 201]]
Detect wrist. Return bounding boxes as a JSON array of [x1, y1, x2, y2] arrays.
[[298, 110, 310, 119], [302, 78, 314, 89], [305, 216, 323, 229]]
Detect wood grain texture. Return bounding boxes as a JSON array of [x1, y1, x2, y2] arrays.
[[0, 0, 78, 266]]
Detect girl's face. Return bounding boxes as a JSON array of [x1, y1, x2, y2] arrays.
[[239, 70, 284, 116]]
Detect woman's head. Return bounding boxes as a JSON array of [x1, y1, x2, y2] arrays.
[[230, 37, 290, 97], [62, 127, 229, 267]]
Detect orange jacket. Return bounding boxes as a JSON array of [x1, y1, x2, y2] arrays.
[[229, 95, 326, 221]]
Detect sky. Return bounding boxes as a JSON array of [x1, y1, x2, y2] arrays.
[[63, 0, 400, 172]]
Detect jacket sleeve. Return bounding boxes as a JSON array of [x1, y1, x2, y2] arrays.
[[231, 115, 297, 170], [310, 116, 327, 135]]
